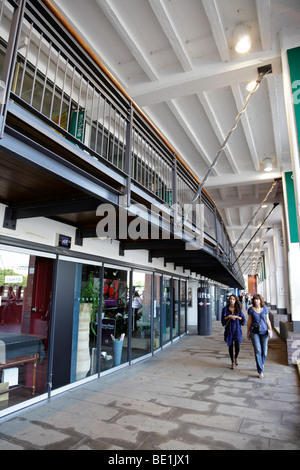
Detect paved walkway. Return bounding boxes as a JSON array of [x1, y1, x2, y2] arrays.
[[0, 322, 299, 451]]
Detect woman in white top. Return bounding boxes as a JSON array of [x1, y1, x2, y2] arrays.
[[132, 292, 143, 331]]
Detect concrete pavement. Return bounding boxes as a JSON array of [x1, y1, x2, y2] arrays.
[[0, 321, 299, 450]]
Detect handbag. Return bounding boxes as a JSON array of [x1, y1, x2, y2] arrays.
[[252, 325, 261, 334]]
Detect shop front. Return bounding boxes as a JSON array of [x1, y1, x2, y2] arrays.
[[0, 244, 188, 416], [0, 247, 54, 411]]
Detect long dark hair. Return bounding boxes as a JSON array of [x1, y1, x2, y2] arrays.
[[228, 294, 242, 314]]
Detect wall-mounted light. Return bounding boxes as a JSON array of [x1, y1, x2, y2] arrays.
[[246, 80, 256, 92], [263, 158, 273, 172], [234, 25, 251, 53]]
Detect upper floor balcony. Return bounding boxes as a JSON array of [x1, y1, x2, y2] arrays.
[[0, 0, 244, 288]]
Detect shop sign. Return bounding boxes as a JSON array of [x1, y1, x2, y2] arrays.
[[57, 234, 71, 249], [101, 318, 116, 347], [287, 47, 300, 150], [285, 172, 299, 243], [70, 110, 85, 142]]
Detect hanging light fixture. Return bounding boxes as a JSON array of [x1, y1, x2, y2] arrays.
[[263, 158, 273, 172], [234, 25, 251, 53]]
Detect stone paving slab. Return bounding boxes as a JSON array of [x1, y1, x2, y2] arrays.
[[0, 321, 299, 450]]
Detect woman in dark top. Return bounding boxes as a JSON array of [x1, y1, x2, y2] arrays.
[[221, 294, 245, 369], [247, 294, 273, 379]]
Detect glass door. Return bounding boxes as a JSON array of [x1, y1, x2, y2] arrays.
[[172, 279, 180, 339], [131, 270, 152, 361], [180, 280, 186, 334], [162, 276, 171, 345], [101, 265, 130, 371], [153, 274, 161, 350], [0, 248, 54, 411], [71, 263, 101, 382]]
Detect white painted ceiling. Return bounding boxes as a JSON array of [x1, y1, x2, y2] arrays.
[[52, 0, 300, 281]]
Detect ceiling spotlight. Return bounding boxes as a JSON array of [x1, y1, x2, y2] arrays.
[[234, 25, 251, 53], [263, 158, 273, 172]]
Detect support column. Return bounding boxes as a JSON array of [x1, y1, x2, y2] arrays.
[[263, 246, 271, 305], [273, 223, 288, 314], [267, 239, 277, 310], [197, 281, 212, 336], [281, 40, 300, 332]]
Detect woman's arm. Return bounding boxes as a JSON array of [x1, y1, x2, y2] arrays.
[[221, 307, 231, 325], [266, 314, 273, 338], [247, 315, 252, 340], [238, 311, 246, 325]]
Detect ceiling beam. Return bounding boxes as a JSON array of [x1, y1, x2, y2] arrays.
[[149, 0, 193, 72], [255, 0, 272, 51], [96, 0, 159, 81], [201, 0, 231, 62], [204, 171, 282, 188], [167, 99, 218, 172], [129, 55, 282, 106], [231, 84, 261, 171], [198, 92, 239, 174]]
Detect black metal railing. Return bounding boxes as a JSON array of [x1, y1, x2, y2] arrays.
[[0, 0, 243, 284]]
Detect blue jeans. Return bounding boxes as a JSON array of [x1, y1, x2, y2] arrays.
[[250, 332, 269, 374]]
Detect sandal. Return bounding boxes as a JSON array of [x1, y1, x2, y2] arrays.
[[230, 363, 235, 369]]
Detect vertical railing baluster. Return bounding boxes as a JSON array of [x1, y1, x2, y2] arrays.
[[30, 31, 43, 107], [40, 40, 52, 113], [124, 103, 133, 206], [58, 57, 69, 128], [0, 0, 26, 138], [172, 155, 177, 207]]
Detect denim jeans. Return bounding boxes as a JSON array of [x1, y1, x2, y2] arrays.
[[250, 332, 269, 374]]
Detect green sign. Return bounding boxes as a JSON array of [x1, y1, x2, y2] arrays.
[[70, 110, 85, 142], [287, 47, 300, 151], [285, 171, 299, 243]]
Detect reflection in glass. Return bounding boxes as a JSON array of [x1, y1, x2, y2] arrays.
[[131, 271, 152, 360], [180, 280, 186, 334], [101, 266, 129, 371], [0, 250, 53, 410], [72, 264, 100, 382], [153, 275, 161, 350], [173, 279, 179, 338], [162, 277, 171, 345]]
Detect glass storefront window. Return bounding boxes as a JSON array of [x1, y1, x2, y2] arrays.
[[162, 276, 171, 345], [172, 279, 179, 338], [101, 266, 129, 370], [153, 275, 161, 350], [0, 248, 53, 411], [0, 243, 189, 414], [180, 280, 186, 334], [71, 264, 101, 382], [131, 271, 152, 360]]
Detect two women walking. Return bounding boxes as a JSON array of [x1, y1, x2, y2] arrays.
[[221, 293, 273, 378]]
